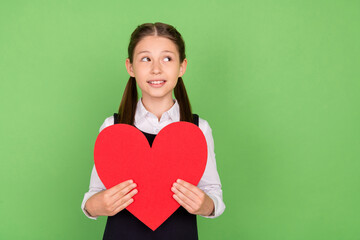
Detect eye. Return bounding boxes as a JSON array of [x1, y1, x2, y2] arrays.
[[140, 56, 172, 62], [141, 57, 150, 62]]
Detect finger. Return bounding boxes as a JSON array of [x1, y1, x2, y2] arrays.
[[173, 182, 200, 204], [113, 188, 138, 209], [108, 179, 134, 196], [172, 186, 198, 211], [173, 194, 195, 214], [112, 182, 137, 200], [176, 179, 203, 198], [112, 197, 134, 215]]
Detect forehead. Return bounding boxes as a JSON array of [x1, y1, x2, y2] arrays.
[[134, 36, 178, 54]]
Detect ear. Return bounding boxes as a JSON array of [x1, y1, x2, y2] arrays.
[[178, 58, 188, 77], [125, 58, 135, 77]]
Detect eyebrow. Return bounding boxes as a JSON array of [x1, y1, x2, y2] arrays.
[[136, 50, 175, 56]]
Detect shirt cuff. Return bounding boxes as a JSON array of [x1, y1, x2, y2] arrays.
[[199, 193, 220, 219], [81, 192, 99, 220]]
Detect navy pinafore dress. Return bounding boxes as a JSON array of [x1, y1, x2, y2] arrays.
[[102, 113, 200, 240]]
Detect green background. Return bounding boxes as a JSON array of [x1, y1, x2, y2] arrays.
[[1, 0, 359, 239]]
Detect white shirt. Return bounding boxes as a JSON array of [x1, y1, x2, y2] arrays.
[[81, 98, 226, 219]]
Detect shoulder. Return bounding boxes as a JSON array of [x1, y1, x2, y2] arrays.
[[197, 116, 213, 135], [99, 115, 115, 132]]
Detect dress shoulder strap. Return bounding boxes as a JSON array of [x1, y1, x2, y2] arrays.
[[113, 113, 119, 124], [192, 114, 199, 127], [113, 113, 199, 127]]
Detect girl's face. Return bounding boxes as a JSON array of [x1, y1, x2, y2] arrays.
[[125, 36, 187, 101]]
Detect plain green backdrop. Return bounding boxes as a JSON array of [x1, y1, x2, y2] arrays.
[[1, 0, 360, 239]]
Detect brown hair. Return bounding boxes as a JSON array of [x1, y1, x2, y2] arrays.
[[117, 22, 194, 125]]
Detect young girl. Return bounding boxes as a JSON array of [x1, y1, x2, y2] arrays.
[[81, 22, 225, 239]]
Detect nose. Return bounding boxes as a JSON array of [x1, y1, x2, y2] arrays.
[[151, 59, 162, 74]]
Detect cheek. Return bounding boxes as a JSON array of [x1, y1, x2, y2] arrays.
[[138, 80, 147, 88], [134, 71, 148, 83], [134, 77, 145, 87], [133, 64, 148, 74], [171, 79, 179, 88]]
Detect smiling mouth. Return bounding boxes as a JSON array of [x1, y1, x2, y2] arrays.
[[147, 80, 166, 84], [147, 80, 167, 88]]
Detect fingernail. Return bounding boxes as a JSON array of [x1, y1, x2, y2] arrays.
[[177, 179, 181, 183], [129, 180, 133, 183]]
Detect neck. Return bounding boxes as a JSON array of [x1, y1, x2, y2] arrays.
[[141, 95, 175, 121]]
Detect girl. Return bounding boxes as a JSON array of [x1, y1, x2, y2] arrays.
[[81, 22, 225, 239]]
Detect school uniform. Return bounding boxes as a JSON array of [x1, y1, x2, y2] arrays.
[[81, 98, 225, 239]]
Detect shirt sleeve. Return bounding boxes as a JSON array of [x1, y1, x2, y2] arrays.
[[81, 116, 114, 220], [197, 118, 226, 218]]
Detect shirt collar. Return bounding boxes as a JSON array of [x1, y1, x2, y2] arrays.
[[135, 98, 180, 122]]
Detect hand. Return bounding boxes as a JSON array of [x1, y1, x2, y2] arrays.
[[171, 179, 214, 216], [85, 180, 138, 217]]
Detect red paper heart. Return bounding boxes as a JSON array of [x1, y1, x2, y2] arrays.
[[94, 121, 207, 231]]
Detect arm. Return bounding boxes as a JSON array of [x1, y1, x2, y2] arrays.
[[196, 119, 226, 218], [80, 116, 113, 220], [171, 119, 226, 218], [81, 165, 107, 220]]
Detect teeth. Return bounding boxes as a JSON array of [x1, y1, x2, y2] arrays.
[[149, 80, 165, 84]]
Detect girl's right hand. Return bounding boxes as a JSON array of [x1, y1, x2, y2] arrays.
[[85, 180, 138, 217]]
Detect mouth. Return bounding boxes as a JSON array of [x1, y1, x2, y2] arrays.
[[147, 80, 167, 87]]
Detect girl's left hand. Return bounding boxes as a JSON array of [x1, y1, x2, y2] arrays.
[[171, 179, 214, 216]]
